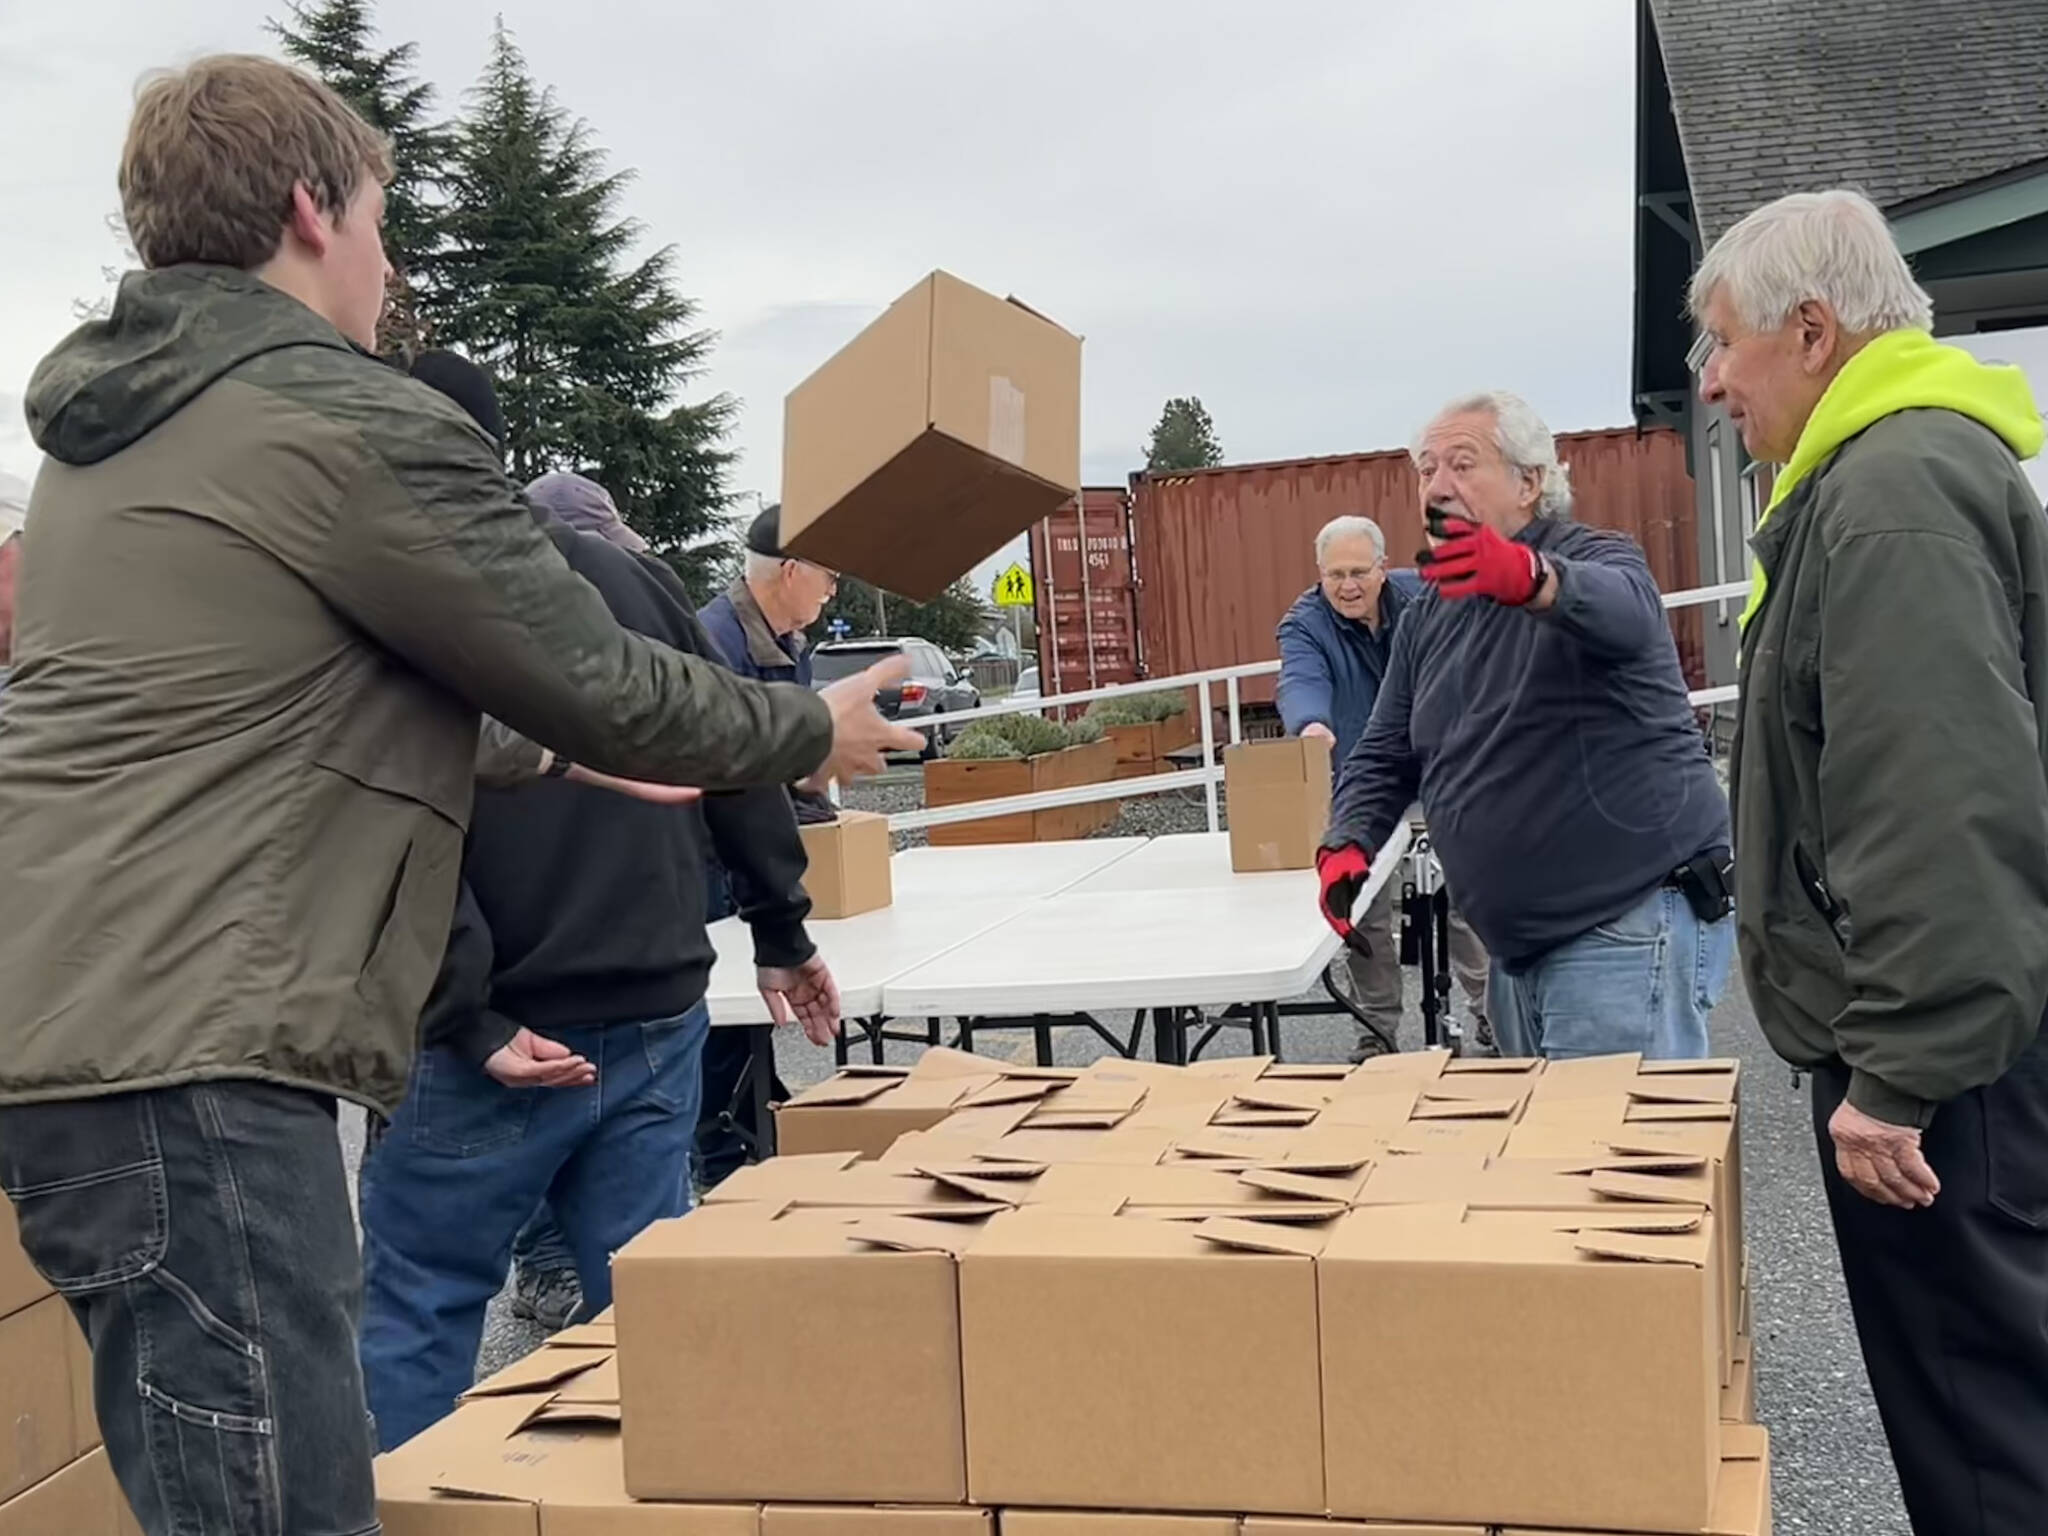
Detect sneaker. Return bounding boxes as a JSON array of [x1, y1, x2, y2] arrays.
[[1347, 1026, 1398, 1064], [1470, 1013, 1498, 1056], [510, 1264, 583, 1333]]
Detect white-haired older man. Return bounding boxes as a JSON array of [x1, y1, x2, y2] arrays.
[[1315, 392, 1733, 1060], [1277, 514, 1490, 1056], [1695, 188, 2048, 1535]]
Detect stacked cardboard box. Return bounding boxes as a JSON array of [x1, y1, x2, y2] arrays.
[[380, 1050, 1766, 1536], [0, 1199, 140, 1536]]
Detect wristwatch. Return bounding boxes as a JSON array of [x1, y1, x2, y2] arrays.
[[542, 753, 575, 779]]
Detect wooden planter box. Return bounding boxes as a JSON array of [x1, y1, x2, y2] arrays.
[[1104, 708, 1200, 781], [923, 739, 1120, 846]]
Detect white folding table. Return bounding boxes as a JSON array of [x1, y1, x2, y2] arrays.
[[881, 826, 1413, 1064], [700, 838, 1148, 1152]]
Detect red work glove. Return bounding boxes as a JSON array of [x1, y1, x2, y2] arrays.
[[1419, 513, 1543, 605], [1316, 843, 1372, 941]]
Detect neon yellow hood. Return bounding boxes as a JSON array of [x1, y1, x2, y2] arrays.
[[1739, 328, 2045, 631]]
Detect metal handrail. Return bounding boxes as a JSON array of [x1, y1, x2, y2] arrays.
[[885, 577, 1751, 833]]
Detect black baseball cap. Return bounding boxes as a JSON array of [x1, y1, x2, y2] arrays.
[[745, 503, 786, 558]]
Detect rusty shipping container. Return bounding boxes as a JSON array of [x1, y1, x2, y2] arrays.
[[1028, 487, 1142, 696], [1127, 426, 1703, 704]]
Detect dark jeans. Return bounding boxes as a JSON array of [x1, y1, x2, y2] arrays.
[[0, 1082, 378, 1536], [1812, 1026, 2048, 1535], [358, 1004, 706, 1451], [511, 1204, 575, 1276]]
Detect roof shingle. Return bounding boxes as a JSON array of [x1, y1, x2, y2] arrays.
[[1649, 0, 2048, 241]]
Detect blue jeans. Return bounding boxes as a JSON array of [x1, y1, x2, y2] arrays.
[[1489, 885, 1734, 1060], [358, 1004, 707, 1451], [0, 1084, 378, 1536]]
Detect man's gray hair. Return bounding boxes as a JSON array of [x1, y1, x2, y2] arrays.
[[1688, 189, 1933, 337], [1315, 515, 1385, 565], [744, 549, 787, 585], [1412, 390, 1572, 518]]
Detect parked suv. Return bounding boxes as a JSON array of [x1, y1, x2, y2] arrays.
[[810, 637, 980, 757]]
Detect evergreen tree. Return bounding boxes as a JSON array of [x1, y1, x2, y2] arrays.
[[815, 575, 993, 654], [432, 23, 734, 556], [270, 0, 454, 357], [1145, 395, 1225, 472]]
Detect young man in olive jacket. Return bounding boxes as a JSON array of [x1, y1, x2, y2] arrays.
[[1695, 188, 2048, 1536], [0, 57, 914, 1536]]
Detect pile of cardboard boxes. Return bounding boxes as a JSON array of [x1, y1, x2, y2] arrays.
[[376, 1047, 1765, 1536], [0, 1199, 141, 1535]]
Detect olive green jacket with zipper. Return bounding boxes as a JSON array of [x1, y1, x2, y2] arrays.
[[0, 265, 831, 1114], [1732, 331, 2048, 1126]]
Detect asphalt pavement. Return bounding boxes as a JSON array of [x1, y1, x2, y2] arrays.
[[343, 971, 1909, 1535]]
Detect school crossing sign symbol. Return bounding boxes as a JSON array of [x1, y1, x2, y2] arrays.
[[992, 563, 1034, 608]]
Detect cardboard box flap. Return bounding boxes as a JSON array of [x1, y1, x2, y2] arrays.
[[1034, 1081, 1147, 1115], [845, 1216, 985, 1256], [1587, 1170, 1715, 1206], [910, 1046, 1022, 1081], [909, 1167, 1027, 1206], [914, 1159, 1048, 1181], [1190, 1216, 1332, 1257], [1441, 1056, 1544, 1076], [785, 1075, 902, 1108], [550, 1356, 620, 1406], [522, 1399, 622, 1430], [1170, 1128, 1304, 1161], [1236, 1167, 1366, 1202], [958, 1079, 1060, 1109], [1630, 1074, 1740, 1106], [1028, 1110, 1136, 1131], [1411, 1094, 1522, 1120], [837, 1063, 914, 1079], [933, 1102, 1042, 1140], [1559, 1210, 1707, 1236], [1228, 1084, 1333, 1113], [548, 1322, 616, 1349], [1211, 1108, 1318, 1128], [1384, 1125, 1510, 1158], [462, 1345, 612, 1400], [1572, 1229, 1711, 1266], [1264, 1063, 1352, 1081], [1627, 1101, 1737, 1123], [1319, 1090, 1421, 1126], [1722, 1422, 1768, 1461], [976, 1128, 1176, 1166], [1143, 1200, 1350, 1224], [1640, 1056, 1743, 1075], [1344, 1048, 1451, 1087]]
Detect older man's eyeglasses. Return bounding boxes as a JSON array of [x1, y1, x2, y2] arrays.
[[1686, 330, 1723, 375], [1321, 565, 1381, 586]]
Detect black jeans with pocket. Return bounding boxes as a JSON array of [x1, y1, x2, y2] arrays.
[[1812, 1023, 2048, 1535], [0, 1081, 379, 1536]]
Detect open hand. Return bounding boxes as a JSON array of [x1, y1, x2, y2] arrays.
[[758, 956, 842, 1047], [484, 1027, 597, 1089], [808, 655, 927, 788], [1829, 1098, 1940, 1208]]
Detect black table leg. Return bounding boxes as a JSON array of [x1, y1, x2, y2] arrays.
[[746, 1023, 778, 1158]]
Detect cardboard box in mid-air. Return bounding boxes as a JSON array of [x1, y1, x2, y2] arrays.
[[780, 271, 1081, 601], [1224, 736, 1332, 872]]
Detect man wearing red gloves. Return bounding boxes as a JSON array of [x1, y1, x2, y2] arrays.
[[1315, 391, 1733, 1059]]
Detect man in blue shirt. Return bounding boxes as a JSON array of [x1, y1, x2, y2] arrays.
[[1277, 516, 1490, 1056], [1316, 392, 1733, 1060], [697, 505, 841, 1182]]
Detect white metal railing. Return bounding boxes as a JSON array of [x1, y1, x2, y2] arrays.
[[886, 578, 1751, 834]]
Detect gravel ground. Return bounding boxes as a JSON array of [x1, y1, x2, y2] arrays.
[[343, 754, 1909, 1534]]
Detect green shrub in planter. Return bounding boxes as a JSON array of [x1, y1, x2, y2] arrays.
[[1131, 690, 1190, 722], [1085, 698, 1151, 728], [1063, 715, 1106, 745], [945, 727, 1024, 760], [984, 711, 1072, 759]]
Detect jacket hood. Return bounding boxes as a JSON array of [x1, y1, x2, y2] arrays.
[[25, 265, 357, 467], [1741, 329, 2045, 629], [526, 471, 651, 553]]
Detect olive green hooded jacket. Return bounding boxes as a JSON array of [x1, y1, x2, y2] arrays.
[[0, 266, 830, 1113], [1732, 329, 2048, 1126]]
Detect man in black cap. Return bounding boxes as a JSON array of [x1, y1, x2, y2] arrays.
[[696, 504, 841, 1183]]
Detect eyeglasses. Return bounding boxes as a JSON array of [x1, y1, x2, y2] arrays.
[[1686, 330, 1722, 375], [1321, 566, 1382, 586]]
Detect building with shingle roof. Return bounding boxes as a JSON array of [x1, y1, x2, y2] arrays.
[[1632, 0, 2048, 682]]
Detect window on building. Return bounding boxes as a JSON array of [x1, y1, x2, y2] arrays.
[[1706, 422, 1729, 625]]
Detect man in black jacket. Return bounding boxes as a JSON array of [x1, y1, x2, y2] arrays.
[[1316, 390, 1733, 1061], [355, 465, 841, 1451]]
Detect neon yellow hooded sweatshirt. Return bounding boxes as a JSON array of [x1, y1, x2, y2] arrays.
[[1739, 328, 2044, 631]]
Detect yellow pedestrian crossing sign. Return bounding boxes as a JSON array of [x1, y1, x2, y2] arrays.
[[993, 563, 1034, 608]]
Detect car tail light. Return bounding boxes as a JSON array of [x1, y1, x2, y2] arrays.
[[898, 683, 928, 705]]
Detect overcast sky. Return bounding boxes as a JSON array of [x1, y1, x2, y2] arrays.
[[4, 0, 2044, 587]]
